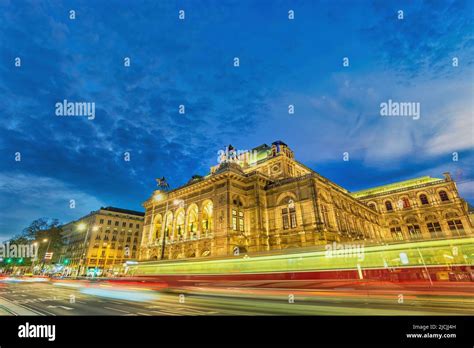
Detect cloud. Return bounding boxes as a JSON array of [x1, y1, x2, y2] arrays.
[[0, 0, 472, 240], [0, 173, 105, 241]]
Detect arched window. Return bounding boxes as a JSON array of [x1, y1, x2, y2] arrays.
[[202, 201, 213, 234], [419, 194, 429, 205], [175, 209, 185, 240], [282, 199, 297, 229], [163, 212, 173, 240], [439, 190, 449, 202], [385, 201, 393, 211], [368, 203, 376, 211], [231, 198, 244, 232], [401, 197, 410, 209], [152, 215, 162, 242], [187, 204, 198, 239]]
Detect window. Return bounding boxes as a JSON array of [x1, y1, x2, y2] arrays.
[[385, 201, 393, 211], [238, 211, 244, 232], [289, 206, 296, 228], [107, 220, 111, 225], [115, 221, 119, 226], [368, 203, 376, 211], [447, 220, 465, 237], [100, 219, 104, 224], [282, 208, 289, 229], [439, 191, 449, 202], [129, 223, 133, 228], [282, 206, 297, 229], [401, 197, 410, 209], [419, 194, 429, 205], [390, 227, 404, 241], [427, 222, 443, 238], [232, 209, 237, 230], [407, 224, 422, 239], [187, 205, 198, 237], [202, 201, 213, 233], [176, 210, 185, 238], [122, 222, 126, 227], [231, 199, 242, 232], [136, 224, 139, 229]]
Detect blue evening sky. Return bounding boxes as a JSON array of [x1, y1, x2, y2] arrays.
[[1, 0, 473, 240]]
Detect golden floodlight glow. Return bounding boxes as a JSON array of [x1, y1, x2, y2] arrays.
[[42, 238, 48, 242], [92, 225, 99, 232], [77, 223, 87, 231], [154, 192, 165, 202]]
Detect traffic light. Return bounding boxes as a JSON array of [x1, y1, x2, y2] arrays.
[[6, 258, 12, 264], [18, 258, 24, 264], [63, 259, 70, 265]]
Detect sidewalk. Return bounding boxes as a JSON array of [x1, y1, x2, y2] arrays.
[[0, 297, 41, 315]]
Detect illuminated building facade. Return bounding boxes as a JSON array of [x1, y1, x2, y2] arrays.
[[140, 141, 473, 260], [352, 174, 472, 241], [61, 207, 144, 275]]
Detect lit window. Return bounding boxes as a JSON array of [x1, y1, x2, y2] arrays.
[[239, 211, 244, 232], [427, 222, 443, 238], [407, 224, 422, 239], [447, 220, 464, 237], [385, 201, 393, 211], [232, 209, 237, 230], [402, 198, 410, 209], [390, 227, 403, 241]]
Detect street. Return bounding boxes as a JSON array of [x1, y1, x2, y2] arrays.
[[0, 277, 473, 316]]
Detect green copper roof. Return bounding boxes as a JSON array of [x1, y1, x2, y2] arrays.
[[351, 176, 443, 198], [248, 144, 271, 165]]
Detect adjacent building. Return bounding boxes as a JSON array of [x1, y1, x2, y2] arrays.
[[139, 141, 473, 261], [61, 207, 144, 275]]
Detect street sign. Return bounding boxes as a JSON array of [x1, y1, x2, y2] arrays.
[[44, 252, 53, 260]]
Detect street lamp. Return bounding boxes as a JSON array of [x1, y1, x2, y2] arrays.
[[40, 238, 52, 274], [159, 197, 184, 260], [77, 222, 93, 277]]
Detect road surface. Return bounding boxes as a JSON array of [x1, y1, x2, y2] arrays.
[[0, 278, 473, 316]]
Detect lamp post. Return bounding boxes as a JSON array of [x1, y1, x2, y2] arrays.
[[160, 200, 170, 260], [31, 242, 38, 274], [155, 193, 184, 260], [40, 238, 52, 274], [77, 222, 97, 276]]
